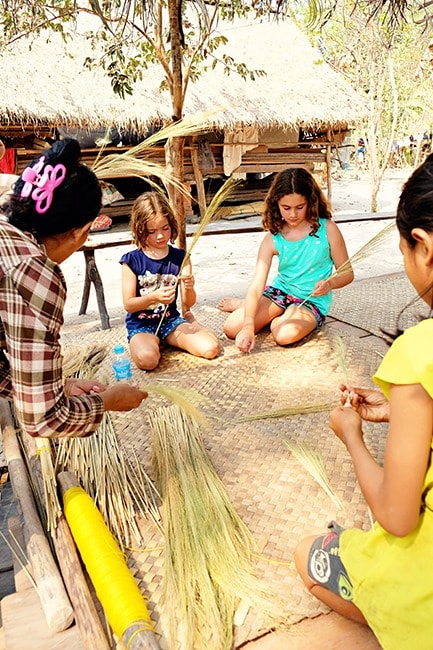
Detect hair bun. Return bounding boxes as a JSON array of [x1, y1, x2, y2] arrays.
[[46, 138, 82, 170]]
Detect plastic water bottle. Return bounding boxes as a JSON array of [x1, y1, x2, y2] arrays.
[[112, 344, 132, 381]]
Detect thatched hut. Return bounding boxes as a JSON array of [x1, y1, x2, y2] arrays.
[[0, 16, 367, 209]]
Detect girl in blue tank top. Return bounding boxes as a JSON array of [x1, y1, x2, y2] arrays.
[[219, 168, 354, 352], [120, 192, 221, 370]]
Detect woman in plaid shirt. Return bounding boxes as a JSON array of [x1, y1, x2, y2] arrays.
[[0, 139, 147, 438]]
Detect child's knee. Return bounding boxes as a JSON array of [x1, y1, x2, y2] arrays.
[[133, 347, 160, 371], [223, 317, 239, 340], [201, 337, 222, 359]]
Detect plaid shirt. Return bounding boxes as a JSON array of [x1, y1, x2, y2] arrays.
[[0, 220, 104, 438]]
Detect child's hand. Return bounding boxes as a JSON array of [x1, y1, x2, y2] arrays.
[[235, 327, 255, 353], [340, 384, 390, 422], [154, 286, 176, 304], [179, 274, 195, 290], [312, 278, 331, 296], [329, 405, 363, 447]]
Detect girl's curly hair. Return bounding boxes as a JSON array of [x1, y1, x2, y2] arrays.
[[262, 168, 332, 235], [130, 191, 178, 248]]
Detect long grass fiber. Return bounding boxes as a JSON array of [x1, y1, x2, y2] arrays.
[[155, 175, 239, 335], [150, 404, 285, 650], [92, 109, 224, 195], [282, 439, 343, 510], [236, 401, 335, 422]]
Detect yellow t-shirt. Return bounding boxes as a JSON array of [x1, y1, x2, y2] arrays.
[[340, 319, 433, 650]]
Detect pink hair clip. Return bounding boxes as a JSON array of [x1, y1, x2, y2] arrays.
[[20, 157, 67, 214]]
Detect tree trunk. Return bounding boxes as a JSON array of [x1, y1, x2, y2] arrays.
[[166, 0, 187, 247], [165, 135, 187, 249]]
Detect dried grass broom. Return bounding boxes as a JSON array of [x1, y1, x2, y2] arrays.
[[149, 404, 285, 650]]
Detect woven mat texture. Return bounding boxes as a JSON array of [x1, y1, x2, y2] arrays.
[[59, 273, 399, 649], [329, 271, 430, 337]]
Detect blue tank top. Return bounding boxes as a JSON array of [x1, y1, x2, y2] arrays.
[[120, 245, 185, 330], [270, 218, 333, 315]]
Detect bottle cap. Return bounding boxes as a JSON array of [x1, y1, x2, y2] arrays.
[[113, 345, 125, 354]]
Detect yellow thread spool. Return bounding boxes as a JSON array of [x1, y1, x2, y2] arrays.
[[62, 485, 154, 640]]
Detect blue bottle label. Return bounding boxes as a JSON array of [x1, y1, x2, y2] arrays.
[[112, 359, 132, 380]]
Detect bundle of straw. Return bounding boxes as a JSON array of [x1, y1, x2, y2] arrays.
[[55, 345, 162, 547], [150, 404, 284, 650], [54, 413, 161, 548]]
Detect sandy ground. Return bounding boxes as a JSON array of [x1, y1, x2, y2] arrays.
[[61, 167, 410, 327]]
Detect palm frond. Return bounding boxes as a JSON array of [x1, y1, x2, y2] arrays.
[[283, 439, 343, 510]]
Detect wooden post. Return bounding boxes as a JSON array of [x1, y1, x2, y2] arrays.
[[0, 399, 74, 633], [19, 433, 111, 649], [326, 129, 332, 202], [190, 138, 207, 219]]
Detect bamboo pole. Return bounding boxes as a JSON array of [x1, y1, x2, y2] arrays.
[[0, 399, 74, 633], [19, 432, 111, 648], [57, 471, 160, 650]]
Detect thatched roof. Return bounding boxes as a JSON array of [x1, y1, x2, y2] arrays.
[[0, 17, 367, 135]]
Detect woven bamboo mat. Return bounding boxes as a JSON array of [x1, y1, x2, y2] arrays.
[[329, 271, 430, 337], [60, 300, 390, 648]]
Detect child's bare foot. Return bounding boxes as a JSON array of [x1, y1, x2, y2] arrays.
[[217, 297, 243, 313]]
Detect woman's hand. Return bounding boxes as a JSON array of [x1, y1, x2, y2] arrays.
[[64, 378, 107, 396], [329, 405, 364, 447], [99, 384, 148, 411], [340, 384, 390, 422], [235, 326, 255, 353]]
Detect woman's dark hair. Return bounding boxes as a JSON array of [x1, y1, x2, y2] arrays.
[[397, 152, 433, 245], [262, 168, 333, 235], [2, 138, 101, 237], [382, 154, 433, 342], [130, 191, 178, 248]]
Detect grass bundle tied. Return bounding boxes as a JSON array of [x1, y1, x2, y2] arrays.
[[283, 439, 343, 510], [150, 404, 285, 650]]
